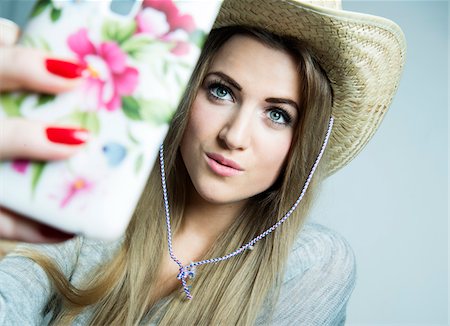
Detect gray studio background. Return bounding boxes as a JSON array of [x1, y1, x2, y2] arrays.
[[0, 0, 448, 325]]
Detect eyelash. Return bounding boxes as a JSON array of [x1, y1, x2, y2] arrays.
[[268, 108, 293, 126], [205, 79, 294, 127], [206, 79, 234, 102]]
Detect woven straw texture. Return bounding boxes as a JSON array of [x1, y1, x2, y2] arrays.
[[214, 0, 406, 176]]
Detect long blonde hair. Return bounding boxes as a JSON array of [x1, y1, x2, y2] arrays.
[[24, 26, 333, 325]]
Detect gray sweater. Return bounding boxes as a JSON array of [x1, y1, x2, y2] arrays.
[[0, 222, 356, 325]]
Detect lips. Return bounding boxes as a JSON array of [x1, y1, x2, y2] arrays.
[[205, 152, 244, 171], [204, 152, 244, 177]]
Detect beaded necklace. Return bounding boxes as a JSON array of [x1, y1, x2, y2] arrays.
[[159, 116, 334, 300]]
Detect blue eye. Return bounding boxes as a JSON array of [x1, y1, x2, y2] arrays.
[[267, 109, 291, 125], [208, 83, 233, 101]]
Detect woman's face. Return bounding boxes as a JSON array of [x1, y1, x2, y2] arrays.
[[180, 35, 300, 205]]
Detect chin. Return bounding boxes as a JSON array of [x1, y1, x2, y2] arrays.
[[198, 188, 235, 204], [192, 181, 243, 205]]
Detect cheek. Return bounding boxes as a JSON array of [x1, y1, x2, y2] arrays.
[[184, 96, 220, 142], [180, 96, 221, 169], [180, 100, 205, 153], [255, 133, 293, 183]]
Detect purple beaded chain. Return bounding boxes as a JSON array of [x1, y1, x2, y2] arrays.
[[159, 116, 334, 300]]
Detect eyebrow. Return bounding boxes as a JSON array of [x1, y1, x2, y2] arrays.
[[206, 71, 242, 91], [206, 71, 299, 112], [266, 98, 300, 112]]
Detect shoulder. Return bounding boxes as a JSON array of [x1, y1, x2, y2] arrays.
[[2, 235, 122, 279], [282, 222, 357, 285], [262, 224, 357, 325], [68, 236, 123, 285], [77, 236, 123, 264]]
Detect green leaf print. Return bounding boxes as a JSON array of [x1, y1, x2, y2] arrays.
[[50, 7, 62, 22], [122, 96, 142, 120], [30, 0, 51, 18], [36, 93, 56, 107], [61, 111, 100, 135], [22, 35, 51, 51], [139, 99, 174, 126], [37, 37, 52, 52], [121, 36, 154, 57], [83, 113, 100, 134], [0, 94, 24, 117], [127, 128, 140, 145], [31, 162, 46, 197], [117, 21, 137, 44], [71, 112, 100, 134], [102, 20, 137, 44], [21, 35, 36, 48], [126, 40, 173, 61]]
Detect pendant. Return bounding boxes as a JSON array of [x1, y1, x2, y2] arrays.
[[177, 263, 196, 300], [177, 264, 196, 280]]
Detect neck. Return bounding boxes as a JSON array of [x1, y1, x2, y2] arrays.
[[178, 186, 247, 244]]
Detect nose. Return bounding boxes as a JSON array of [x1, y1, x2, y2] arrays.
[[218, 104, 253, 150]]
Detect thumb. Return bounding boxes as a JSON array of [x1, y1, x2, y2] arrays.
[[0, 18, 20, 46]]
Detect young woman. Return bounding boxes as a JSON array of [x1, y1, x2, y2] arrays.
[[0, 0, 406, 324]]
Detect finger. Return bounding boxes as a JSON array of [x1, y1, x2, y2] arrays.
[[0, 18, 20, 46], [0, 46, 83, 93], [0, 118, 89, 161], [0, 207, 75, 243]]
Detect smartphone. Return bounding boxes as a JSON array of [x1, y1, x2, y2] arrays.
[[0, 0, 221, 240]]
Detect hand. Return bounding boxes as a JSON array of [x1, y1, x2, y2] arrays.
[[0, 18, 88, 243]]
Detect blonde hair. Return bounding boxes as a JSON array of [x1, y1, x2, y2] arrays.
[[23, 26, 333, 325]]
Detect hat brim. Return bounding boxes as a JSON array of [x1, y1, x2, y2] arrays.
[[213, 0, 406, 176]]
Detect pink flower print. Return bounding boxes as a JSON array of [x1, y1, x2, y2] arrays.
[[11, 159, 29, 174], [69, 28, 96, 58], [67, 28, 139, 111], [143, 0, 196, 33], [170, 40, 190, 56], [60, 176, 93, 208], [136, 7, 170, 37], [139, 0, 196, 56]]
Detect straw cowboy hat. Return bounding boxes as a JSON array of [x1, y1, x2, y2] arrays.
[[214, 0, 407, 176]]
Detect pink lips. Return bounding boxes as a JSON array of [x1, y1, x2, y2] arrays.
[[205, 152, 244, 177]]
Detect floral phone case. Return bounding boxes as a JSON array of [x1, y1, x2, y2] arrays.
[[0, 0, 221, 240]]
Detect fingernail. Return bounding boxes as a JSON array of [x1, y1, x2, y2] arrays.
[[45, 58, 84, 79], [46, 127, 89, 145]]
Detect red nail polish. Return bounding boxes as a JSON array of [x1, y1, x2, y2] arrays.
[[46, 127, 89, 145], [45, 58, 84, 79]]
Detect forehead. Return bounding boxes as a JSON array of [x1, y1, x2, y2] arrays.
[[208, 34, 301, 103]]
